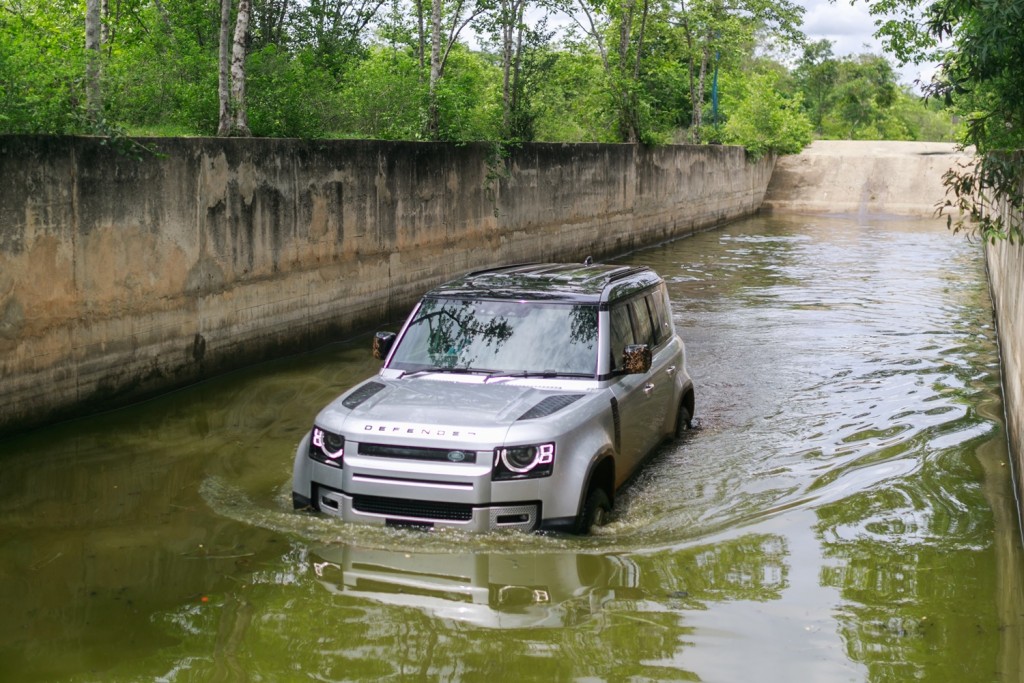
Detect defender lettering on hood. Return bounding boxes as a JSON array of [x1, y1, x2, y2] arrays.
[[362, 424, 480, 438], [292, 261, 696, 535]]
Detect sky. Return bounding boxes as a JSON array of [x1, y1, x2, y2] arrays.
[[796, 0, 936, 89]]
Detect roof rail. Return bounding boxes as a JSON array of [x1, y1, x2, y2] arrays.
[[461, 262, 539, 278]]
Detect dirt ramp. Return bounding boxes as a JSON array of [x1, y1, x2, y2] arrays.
[[761, 140, 972, 216]]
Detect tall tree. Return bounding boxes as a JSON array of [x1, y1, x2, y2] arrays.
[[218, 0, 252, 136], [217, 0, 233, 134], [672, 0, 803, 142], [570, 0, 655, 142], [793, 39, 838, 134], [425, 0, 488, 138], [860, 0, 1024, 239], [85, 0, 103, 121], [230, 0, 252, 134], [477, 0, 553, 140]]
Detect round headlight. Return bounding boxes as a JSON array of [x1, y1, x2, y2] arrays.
[[312, 427, 345, 460], [501, 446, 538, 473], [324, 432, 344, 454]]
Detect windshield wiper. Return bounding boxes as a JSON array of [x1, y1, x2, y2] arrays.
[[397, 367, 496, 379], [483, 371, 593, 383]]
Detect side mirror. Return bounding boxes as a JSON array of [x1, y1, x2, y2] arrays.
[[622, 344, 652, 374], [372, 331, 397, 360]]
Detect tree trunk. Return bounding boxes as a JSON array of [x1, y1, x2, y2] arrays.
[[415, 0, 426, 77], [217, 0, 232, 136], [427, 0, 442, 137], [230, 0, 252, 136], [85, 0, 102, 122], [501, 0, 513, 133], [691, 43, 709, 142]]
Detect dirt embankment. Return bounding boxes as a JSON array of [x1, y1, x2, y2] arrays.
[[761, 140, 972, 216]]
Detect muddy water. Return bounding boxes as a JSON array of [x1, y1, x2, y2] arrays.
[[1, 214, 1021, 682]]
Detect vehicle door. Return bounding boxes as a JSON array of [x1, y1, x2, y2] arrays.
[[608, 295, 669, 483], [642, 288, 681, 437], [626, 293, 675, 454]]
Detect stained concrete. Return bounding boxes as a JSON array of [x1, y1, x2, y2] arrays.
[[988, 195, 1024, 529], [0, 137, 774, 434], [761, 140, 970, 216]]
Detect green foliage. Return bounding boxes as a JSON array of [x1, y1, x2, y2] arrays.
[[531, 50, 616, 143], [864, 0, 1024, 241], [793, 40, 838, 134], [790, 43, 958, 144], [336, 46, 425, 140], [722, 70, 812, 159], [431, 45, 501, 142], [246, 45, 343, 138], [0, 0, 971, 172], [0, 0, 88, 133]]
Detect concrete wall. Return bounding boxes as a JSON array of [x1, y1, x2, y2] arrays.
[[0, 136, 773, 434], [987, 197, 1024, 526], [761, 140, 968, 215]]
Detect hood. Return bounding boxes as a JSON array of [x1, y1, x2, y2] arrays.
[[317, 376, 584, 435]]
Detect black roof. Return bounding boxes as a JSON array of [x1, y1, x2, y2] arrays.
[[426, 263, 662, 304]]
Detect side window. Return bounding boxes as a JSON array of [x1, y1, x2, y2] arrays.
[[610, 304, 634, 371], [646, 287, 672, 346], [628, 297, 655, 347]]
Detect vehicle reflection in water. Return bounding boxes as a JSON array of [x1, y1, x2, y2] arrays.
[[308, 545, 642, 629]]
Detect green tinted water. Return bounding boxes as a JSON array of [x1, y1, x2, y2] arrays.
[[1, 214, 1021, 681]]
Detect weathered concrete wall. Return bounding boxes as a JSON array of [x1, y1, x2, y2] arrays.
[[761, 140, 969, 215], [987, 194, 1024, 526], [0, 136, 773, 434]]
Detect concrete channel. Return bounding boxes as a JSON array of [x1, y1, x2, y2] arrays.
[[2, 137, 1023, 681], [1, 136, 1021, 532]]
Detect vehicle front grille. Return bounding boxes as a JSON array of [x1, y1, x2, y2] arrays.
[[358, 442, 476, 462], [352, 494, 474, 521]]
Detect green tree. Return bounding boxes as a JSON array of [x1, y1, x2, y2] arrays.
[[337, 45, 425, 139], [722, 69, 812, 159], [671, 0, 804, 142], [530, 48, 612, 141], [793, 39, 837, 134], [861, 0, 1024, 239], [0, 0, 88, 133], [568, 0, 661, 143], [828, 54, 900, 139]]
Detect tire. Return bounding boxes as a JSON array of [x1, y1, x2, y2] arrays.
[[675, 401, 693, 438], [574, 486, 612, 535]]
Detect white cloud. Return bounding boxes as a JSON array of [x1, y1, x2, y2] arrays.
[[794, 0, 936, 89]]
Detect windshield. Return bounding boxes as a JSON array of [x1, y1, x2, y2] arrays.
[[388, 298, 598, 376]]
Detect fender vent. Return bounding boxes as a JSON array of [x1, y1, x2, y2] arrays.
[[342, 381, 387, 409], [517, 394, 585, 420]]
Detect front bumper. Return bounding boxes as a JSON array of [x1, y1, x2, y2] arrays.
[[312, 484, 541, 532]]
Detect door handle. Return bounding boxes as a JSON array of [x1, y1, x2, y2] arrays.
[[666, 365, 677, 377], [643, 383, 655, 395]]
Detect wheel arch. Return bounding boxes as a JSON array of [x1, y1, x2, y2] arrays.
[[578, 451, 616, 517]]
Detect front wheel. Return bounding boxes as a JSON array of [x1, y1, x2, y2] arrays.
[[574, 486, 612, 535], [675, 401, 693, 438]]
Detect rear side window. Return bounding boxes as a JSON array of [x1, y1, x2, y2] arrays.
[[628, 297, 655, 347], [646, 286, 672, 346]]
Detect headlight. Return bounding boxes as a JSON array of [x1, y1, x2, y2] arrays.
[[309, 427, 344, 467], [493, 443, 554, 480]]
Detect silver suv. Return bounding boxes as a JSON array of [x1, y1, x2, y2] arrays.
[[292, 262, 694, 534]]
